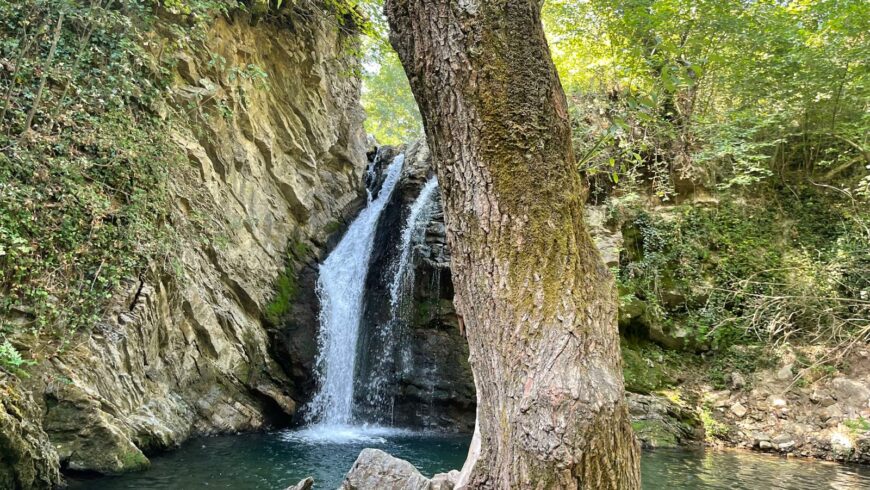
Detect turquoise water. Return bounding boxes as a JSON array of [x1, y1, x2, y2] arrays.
[[68, 429, 870, 489]]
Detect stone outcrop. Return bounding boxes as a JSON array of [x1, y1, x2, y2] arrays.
[[0, 377, 60, 489], [627, 392, 703, 449], [286, 476, 315, 490], [341, 448, 458, 490], [388, 143, 475, 431], [4, 7, 366, 484]]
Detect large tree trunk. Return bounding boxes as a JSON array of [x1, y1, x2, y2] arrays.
[[385, 1, 641, 488]]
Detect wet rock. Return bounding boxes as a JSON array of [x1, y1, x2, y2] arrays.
[[855, 435, 870, 464], [286, 477, 314, 490], [44, 385, 149, 474], [772, 434, 795, 452], [830, 433, 853, 459], [752, 432, 771, 448], [353, 144, 474, 431], [627, 393, 703, 449]]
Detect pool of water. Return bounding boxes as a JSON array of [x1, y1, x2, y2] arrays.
[[68, 427, 870, 489]]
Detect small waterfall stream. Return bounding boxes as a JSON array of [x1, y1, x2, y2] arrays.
[[305, 154, 405, 428], [389, 176, 440, 310], [363, 176, 440, 420]]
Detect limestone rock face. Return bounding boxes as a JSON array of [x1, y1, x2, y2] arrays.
[[0, 377, 61, 489], [341, 448, 456, 490], [5, 9, 366, 480]]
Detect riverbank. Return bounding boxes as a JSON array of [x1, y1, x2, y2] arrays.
[[624, 342, 870, 464]]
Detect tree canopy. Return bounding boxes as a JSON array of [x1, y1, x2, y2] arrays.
[[363, 0, 869, 197]]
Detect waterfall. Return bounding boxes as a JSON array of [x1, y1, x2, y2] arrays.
[[389, 177, 440, 312], [363, 176, 440, 419], [305, 154, 405, 427]]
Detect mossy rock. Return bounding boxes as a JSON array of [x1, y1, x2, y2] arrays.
[[265, 270, 298, 325], [631, 420, 680, 449], [621, 340, 678, 394]]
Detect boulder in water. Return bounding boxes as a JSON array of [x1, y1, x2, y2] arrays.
[[340, 448, 457, 490], [285, 476, 314, 490]]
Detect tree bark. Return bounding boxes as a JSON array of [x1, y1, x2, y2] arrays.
[[385, 1, 641, 488]]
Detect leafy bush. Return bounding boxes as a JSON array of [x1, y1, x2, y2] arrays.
[[615, 188, 869, 351], [0, 340, 35, 374], [545, 0, 869, 201]]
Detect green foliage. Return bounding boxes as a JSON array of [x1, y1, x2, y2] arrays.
[[700, 405, 730, 441], [630, 419, 678, 447], [358, 0, 422, 146], [0, 340, 35, 374], [264, 266, 299, 325], [155, 0, 376, 40], [362, 47, 422, 145], [324, 220, 342, 234], [544, 0, 870, 200], [0, 1, 184, 361], [620, 338, 683, 393], [264, 240, 311, 325], [156, 0, 238, 17], [844, 417, 870, 434], [119, 449, 149, 470], [615, 188, 870, 350], [705, 345, 767, 390]]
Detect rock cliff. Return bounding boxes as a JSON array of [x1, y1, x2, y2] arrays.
[[2, 7, 366, 485]]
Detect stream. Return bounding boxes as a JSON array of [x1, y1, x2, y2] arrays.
[[67, 430, 870, 489]]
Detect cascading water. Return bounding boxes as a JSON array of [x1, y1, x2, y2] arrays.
[[389, 177, 440, 310], [363, 176, 440, 420], [304, 154, 405, 428]]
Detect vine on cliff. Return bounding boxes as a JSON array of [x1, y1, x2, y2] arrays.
[[0, 0, 185, 373]]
